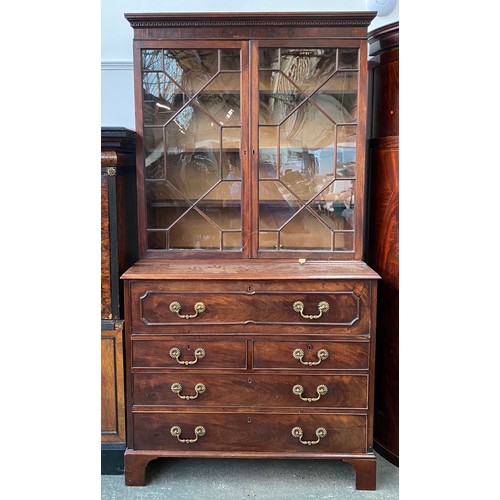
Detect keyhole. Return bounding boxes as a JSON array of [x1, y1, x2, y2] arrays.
[[307, 345, 313, 351], [247, 417, 252, 423]]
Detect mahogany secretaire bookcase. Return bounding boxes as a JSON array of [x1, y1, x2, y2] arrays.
[[121, 11, 380, 490]]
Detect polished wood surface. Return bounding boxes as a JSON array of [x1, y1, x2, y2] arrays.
[[366, 22, 399, 466], [101, 320, 126, 443], [123, 12, 379, 490]]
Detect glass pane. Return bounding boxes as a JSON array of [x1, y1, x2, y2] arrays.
[[143, 127, 165, 180], [312, 72, 358, 124], [259, 48, 279, 69], [259, 70, 306, 125], [165, 104, 221, 200], [220, 49, 240, 71], [280, 209, 333, 251], [198, 182, 241, 230], [147, 231, 167, 250], [279, 102, 335, 200], [336, 126, 357, 178], [146, 182, 191, 229], [222, 127, 241, 179], [338, 48, 358, 69], [259, 126, 278, 179], [222, 232, 242, 250], [259, 231, 279, 250], [142, 50, 163, 70], [280, 48, 337, 95], [335, 232, 354, 251], [197, 73, 241, 126], [164, 49, 218, 96], [319, 180, 355, 230], [169, 210, 220, 250], [259, 181, 301, 230]]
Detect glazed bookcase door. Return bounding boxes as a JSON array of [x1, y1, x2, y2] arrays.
[[136, 41, 250, 257], [252, 41, 367, 259]]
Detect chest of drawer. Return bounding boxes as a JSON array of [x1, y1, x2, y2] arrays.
[[253, 340, 370, 370], [129, 280, 372, 335], [132, 411, 368, 454], [133, 373, 368, 409], [132, 339, 247, 369]]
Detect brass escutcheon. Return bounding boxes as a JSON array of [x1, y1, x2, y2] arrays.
[[170, 425, 206, 444], [292, 300, 330, 320], [169, 347, 206, 365], [291, 426, 327, 445], [171, 382, 206, 400], [293, 348, 329, 366], [169, 301, 206, 319], [292, 384, 328, 402]]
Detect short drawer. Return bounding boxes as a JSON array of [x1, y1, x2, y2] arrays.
[[129, 280, 372, 335], [253, 340, 370, 370], [132, 339, 247, 369], [132, 411, 367, 453], [133, 373, 368, 409]]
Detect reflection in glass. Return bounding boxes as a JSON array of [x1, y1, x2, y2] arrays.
[[280, 209, 333, 251], [197, 73, 241, 126], [169, 210, 220, 250], [220, 49, 241, 71], [258, 46, 359, 253], [336, 126, 357, 178], [338, 48, 358, 69], [141, 48, 242, 251]]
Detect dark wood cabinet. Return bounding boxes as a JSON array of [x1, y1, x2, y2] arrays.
[[122, 12, 380, 490], [101, 127, 138, 474], [366, 22, 399, 466]]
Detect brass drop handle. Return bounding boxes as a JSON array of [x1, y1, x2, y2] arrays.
[[169, 347, 206, 365], [169, 301, 206, 319], [292, 384, 328, 402], [293, 348, 329, 366], [293, 300, 329, 319], [291, 426, 327, 445], [171, 382, 206, 400], [170, 425, 206, 444]]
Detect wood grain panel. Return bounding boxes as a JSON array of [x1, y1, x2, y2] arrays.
[[132, 412, 367, 453]]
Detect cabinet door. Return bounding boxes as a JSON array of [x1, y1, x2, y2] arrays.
[[252, 41, 366, 259], [137, 42, 250, 256]]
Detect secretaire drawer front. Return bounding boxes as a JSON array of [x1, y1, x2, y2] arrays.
[[132, 339, 247, 369], [133, 373, 368, 409], [132, 412, 367, 453], [253, 340, 370, 370], [130, 281, 371, 334]]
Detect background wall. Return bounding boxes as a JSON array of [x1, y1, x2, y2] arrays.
[[101, 0, 399, 129]]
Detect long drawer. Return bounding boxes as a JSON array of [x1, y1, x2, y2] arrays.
[[132, 411, 368, 453], [129, 280, 372, 335], [133, 373, 368, 409]]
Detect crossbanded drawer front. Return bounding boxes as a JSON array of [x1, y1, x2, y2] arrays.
[[253, 340, 370, 370], [133, 373, 368, 409], [131, 281, 371, 334], [132, 339, 247, 369], [132, 412, 367, 453]]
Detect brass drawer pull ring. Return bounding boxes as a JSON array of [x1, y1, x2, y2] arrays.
[[292, 300, 329, 320], [170, 425, 206, 444], [292, 348, 329, 366], [292, 384, 328, 402], [171, 382, 206, 400], [169, 347, 206, 365], [291, 426, 327, 445], [169, 301, 206, 319]]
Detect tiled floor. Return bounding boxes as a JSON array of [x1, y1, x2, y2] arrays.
[[101, 453, 398, 499]]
